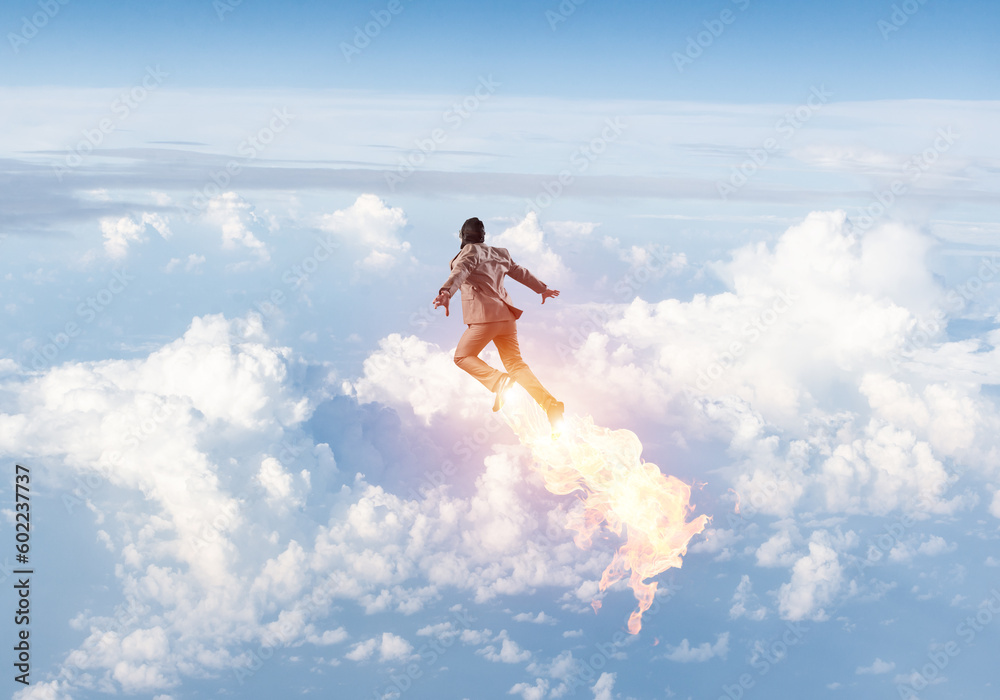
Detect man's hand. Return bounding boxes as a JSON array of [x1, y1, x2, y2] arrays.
[[433, 292, 450, 316], [541, 289, 560, 304]]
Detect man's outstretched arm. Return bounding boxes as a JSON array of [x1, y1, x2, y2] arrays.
[[434, 245, 480, 316], [506, 259, 548, 295], [439, 245, 480, 299], [506, 254, 559, 304], [433, 289, 450, 316]]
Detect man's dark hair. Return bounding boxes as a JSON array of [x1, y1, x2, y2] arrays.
[[460, 217, 486, 247]]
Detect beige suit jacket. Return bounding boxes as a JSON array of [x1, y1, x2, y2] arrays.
[[440, 244, 548, 324]]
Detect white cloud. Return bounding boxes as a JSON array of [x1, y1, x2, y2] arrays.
[[479, 631, 532, 663], [344, 633, 416, 664], [540, 211, 995, 528], [591, 671, 617, 700], [164, 254, 205, 273], [378, 632, 415, 662], [101, 212, 171, 258], [690, 527, 740, 560], [205, 192, 270, 261], [461, 629, 494, 645], [345, 332, 490, 424], [489, 211, 570, 285], [345, 638, 378, 662], [663, 632, 729, 662], [729, 575, 766, 621], [777, 538, 843, 621], [320, 193, 410, 272], [513, 611, 556, 624], [509, 678, 548, 700], [306, 627, 348, 645], [13, 679, 74, 700], [990, 490, 1000, 519], [255, 456, 308, 509], [856, 657, 895, 674], [755, 527, 801, 568], [602, 235, 686, 272], [891, 535, 956, 563]]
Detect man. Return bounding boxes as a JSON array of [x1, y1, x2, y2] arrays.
[[433, 217, 565, 429]]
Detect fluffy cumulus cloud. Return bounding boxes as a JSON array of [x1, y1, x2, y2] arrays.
[[320, 193, 411, 271], [729, 575, 767, 621], [345, 332, 482, 424], [591, 671, 617, 700], [489, 212, 571, 285], [101, 212, 171, 258], [478, 631, 533, 664], [3, 313, 318, 696], [1, 310, 605, 698], [345, 632, 415, 663], [513, 611, 556, 624], [9, 205, 1000, 696], [663, 632, 730, 663], [509, 677, 549, 700], [205, 192, 271, 261], [538, 211, 999, 526], [346, 210, 1000, 630], [777, 536, 844, 621], [856, 657, 895, 674]]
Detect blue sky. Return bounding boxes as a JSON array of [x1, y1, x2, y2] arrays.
[[1, 2, 1000, 700], [4, 0, 999, 99]]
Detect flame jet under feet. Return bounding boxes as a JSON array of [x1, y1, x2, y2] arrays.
[[500, 390, 709, 634]]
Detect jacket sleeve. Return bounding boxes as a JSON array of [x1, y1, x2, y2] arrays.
[[439, 245, 480, 297], [505, 254, 548, 294]]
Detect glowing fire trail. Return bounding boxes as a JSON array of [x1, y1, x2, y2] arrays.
[[501, 391, 709, 634]]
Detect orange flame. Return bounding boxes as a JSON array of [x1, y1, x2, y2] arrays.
[[501, 392, 709, 634]]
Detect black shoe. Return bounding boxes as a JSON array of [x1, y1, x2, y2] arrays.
[[492, 374, 515, 412], [546, 401, 565, 431]]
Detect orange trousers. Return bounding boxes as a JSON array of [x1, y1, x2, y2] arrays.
[[454, 320, 558, 411]]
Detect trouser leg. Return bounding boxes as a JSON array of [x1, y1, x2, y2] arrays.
[[454, 322, 506, 392], [493, 322, 557, 411]]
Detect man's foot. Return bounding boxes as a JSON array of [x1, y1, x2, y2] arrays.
[[492, 374, 515, 412], [546, 401, 565, 432]]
